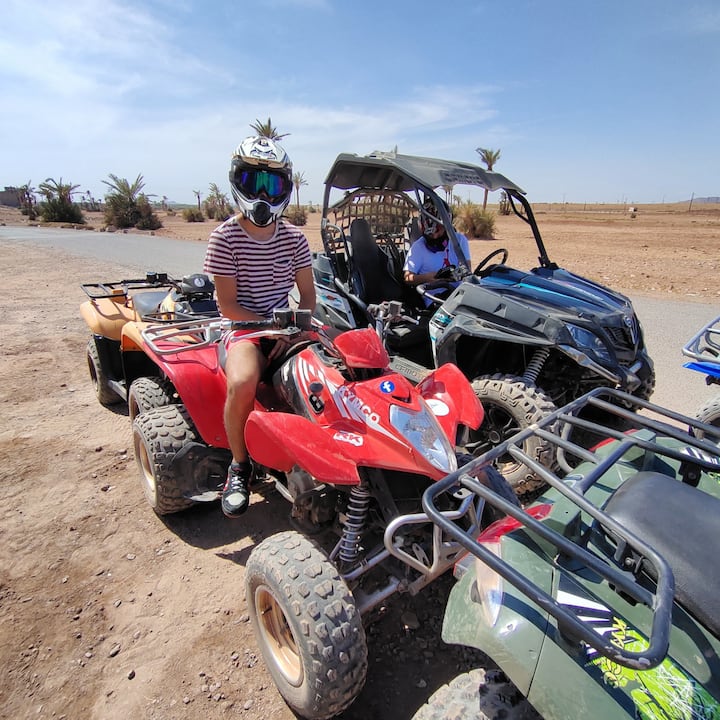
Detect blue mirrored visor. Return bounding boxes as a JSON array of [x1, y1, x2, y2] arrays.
[[236, 169, 290, 200]]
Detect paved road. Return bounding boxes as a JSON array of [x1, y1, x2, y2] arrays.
[[2, 225, 717, 418]]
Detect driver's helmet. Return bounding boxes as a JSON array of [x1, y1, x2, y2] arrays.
[[419, 196, 450, 250], [229, 136, 293, 227]]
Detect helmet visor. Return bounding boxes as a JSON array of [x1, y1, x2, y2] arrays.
[[235, 169, 290, 201]]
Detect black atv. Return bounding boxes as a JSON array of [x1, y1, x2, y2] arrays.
[[311, 151, 655, 489]]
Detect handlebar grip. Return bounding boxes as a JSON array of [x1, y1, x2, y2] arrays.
[[229, 319, 274, 331]]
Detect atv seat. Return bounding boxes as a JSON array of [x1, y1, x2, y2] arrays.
[[603, 471, 720, 637], [131, 290, 171, 319], [348, 218, 405, 306]]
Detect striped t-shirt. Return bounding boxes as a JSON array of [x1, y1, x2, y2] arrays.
[[203, 216, 312, 318]]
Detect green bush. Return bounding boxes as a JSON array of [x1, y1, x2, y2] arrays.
[[182, 207, 205, 223], [455, 202, 496, 239], [40, 198, 85, 224], [136, 197, 162, 230], [286, 207, 307, 226]]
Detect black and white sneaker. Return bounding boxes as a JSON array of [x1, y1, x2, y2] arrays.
[[221, 462, 251, 518]]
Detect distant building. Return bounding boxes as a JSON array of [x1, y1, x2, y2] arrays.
[[0, 187, 21, 207]]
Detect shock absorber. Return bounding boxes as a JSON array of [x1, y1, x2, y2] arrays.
[[523, 347, 550, 385], [338, 484, 372, 564]]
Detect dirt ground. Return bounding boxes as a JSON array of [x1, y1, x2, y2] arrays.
[[0, 202, 718, 720]]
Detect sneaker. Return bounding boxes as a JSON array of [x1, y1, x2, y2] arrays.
[[221, 462, 251, 518]]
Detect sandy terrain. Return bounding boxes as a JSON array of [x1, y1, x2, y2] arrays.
[[0, 201, 718, 720]]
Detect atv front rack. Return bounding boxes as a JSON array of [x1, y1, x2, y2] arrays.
[[424, 387, 720, 670], [140, 310, 315, 356]]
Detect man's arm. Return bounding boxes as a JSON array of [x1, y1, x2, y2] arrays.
[[294, 266, 316, 311], [212, 275, 264, 321]]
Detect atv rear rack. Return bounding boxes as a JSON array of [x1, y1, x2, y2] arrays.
[[81, 272, 176, 299], [682, 313, 720, 373], [424, 387, 720, 670]]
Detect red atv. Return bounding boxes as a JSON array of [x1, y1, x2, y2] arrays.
[[132, 308, 513, 719]]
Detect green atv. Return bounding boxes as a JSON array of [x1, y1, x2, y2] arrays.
[[415, 387, 720, 720]]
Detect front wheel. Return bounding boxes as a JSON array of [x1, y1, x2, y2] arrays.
[[468, 375, 557, 492], [246, 530, 368, 720], [412, 668, 538, 720], [128, 376, 178, 422], [132, 404, 196, 514]]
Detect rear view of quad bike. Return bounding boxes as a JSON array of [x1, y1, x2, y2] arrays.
[[414, 388, 720, 720], [683, 314, 720, 434], [131, 309, 517, 718], [311, 152, 655, 491], [80, 271, 217, 411]]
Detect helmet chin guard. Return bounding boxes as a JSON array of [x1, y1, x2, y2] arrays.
[[229, 136, 293, 226]]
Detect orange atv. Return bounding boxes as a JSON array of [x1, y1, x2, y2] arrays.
[[80, 272, 217, 413]]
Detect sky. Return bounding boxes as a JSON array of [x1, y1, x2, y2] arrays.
[[1, 0, 718, 206]]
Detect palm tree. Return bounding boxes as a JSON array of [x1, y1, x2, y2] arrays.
[[102, 173, 146, 202], [442, 183, 455, 205], [250, 117, 289, 141], [193, 189, 202, 210], [475, 147, 502, 210], [38, 177, 80, 203], [293, 171, 308, 211]]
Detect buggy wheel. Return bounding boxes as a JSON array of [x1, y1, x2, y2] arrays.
[[128, 376, 178, 422], [696, 395, 720, 439], [86, 337, 122, 406], [246, 530, 367, 720], [412, 668, 538, 720], [132, 404, 196, 515], [468, 375, 557, 492]]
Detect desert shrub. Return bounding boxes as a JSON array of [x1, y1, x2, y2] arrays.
[[455, 202, 496, 239], [39, 197, 85, 224], [104, 195, 138, 229], [286, 207, 307, 226], [136, 196, 162, 230], [182, 207, 205, 223]]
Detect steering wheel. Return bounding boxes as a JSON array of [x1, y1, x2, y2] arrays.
[[473, 248, 509, 277]]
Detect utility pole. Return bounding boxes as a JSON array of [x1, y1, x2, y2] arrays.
[[688, 192, 695, 212]]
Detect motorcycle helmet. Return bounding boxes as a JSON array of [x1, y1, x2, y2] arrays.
[[419, 196, 450, 251], [229, 136, 293, 227]]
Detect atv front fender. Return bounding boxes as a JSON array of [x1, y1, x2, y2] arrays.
[[441, 548, 551, 697], [417, 363, 484, 434], [245, 411, 360, 485]]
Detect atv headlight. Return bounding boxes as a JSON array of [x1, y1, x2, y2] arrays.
[[567, 324, 612, 363], [389, 403, 457, 473]]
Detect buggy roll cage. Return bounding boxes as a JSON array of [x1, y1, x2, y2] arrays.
[[423, 387, 720, 671], [320, 151, 555, 271]]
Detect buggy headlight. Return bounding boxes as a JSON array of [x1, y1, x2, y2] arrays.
[[389, 404, 457, 473], [567, 324, 612, 363]]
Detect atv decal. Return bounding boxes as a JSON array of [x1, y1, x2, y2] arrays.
[[425, 398, 450, 417], [380, 380, 395, 394], [333, 430, 364, 447], [557, 587, 720, 719]]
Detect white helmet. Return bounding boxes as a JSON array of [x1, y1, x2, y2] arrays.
[[229, 136, 293, 226]]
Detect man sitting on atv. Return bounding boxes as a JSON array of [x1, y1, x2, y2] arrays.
[[203, 135, 316, 518], [402, 197, 471, 305]]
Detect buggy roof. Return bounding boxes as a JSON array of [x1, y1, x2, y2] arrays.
[[324, 151, 525, 195]]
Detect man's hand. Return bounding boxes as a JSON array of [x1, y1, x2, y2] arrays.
[[434, 265, 456, 280]]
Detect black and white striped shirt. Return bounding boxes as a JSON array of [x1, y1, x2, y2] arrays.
[[203, 215, 312, 318]]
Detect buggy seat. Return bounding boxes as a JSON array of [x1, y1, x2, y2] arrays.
[[603, 471, 720, 636]]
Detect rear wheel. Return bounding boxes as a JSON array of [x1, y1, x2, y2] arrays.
[[132, 404, 196, 514], [412, 668, 538, 720], [468, 375, 557, 492], [696, 395, 720, 439], [246, 530, 368, 720], [86, 337, 122, 406], [128, 376, 177, 422]]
